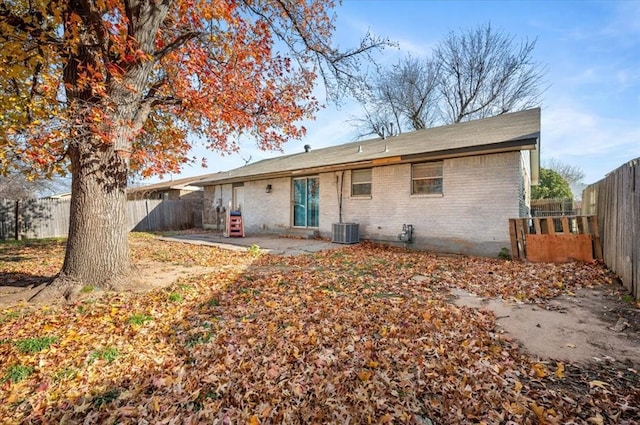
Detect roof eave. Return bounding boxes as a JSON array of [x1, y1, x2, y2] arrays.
[[195, 136, 539, 186]]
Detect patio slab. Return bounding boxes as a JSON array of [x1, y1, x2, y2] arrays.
[[157, 232, 346, 256]]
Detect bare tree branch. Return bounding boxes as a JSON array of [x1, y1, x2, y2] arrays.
[[351, 55, 440, 136], [153, 31, 202, 61], [352, 22, 546, 137], [349, 105, 398, 139], [545, 158, 586, 186], [241, 0, 393, 102], [436, 22, 546, 123], [0, 171, 69, 199]]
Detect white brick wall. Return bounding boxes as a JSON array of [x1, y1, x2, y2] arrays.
[[325, 152, 521, 255], [203, 151, 524, 256], [202, 184, 233, 230], [519, 150, 532, 217], [203, 178, 291, 232], [319, 172, 340, 228], [242, 178, 291, 232]]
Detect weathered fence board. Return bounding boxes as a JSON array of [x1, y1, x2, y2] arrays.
[[0, 199, 17, 239], [526, 234, 593, 263], [1, 198, 72, 239], [582, 158, 639, 299], [128, 200, 196, 231], [509, 215, 602, 263], [1, 198, 200, 240]]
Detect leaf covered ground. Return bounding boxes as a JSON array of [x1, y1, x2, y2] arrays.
[[1, 235, 638, 424]]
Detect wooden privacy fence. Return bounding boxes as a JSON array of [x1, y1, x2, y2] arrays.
[[582, 157, 639, 300], [530, 197, 577, 217], [0, 198, 201, 240], [509, 215, 602, 263], [0, 198, 71, 240], [128, 199, 199, 232]]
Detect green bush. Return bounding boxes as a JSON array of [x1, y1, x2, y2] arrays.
[[498, 247, 511, 260]]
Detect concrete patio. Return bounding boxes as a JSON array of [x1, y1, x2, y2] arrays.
[[157, 231, 346, 256]]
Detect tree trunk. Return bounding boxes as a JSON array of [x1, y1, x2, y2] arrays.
[[29, 129, 132, 302], [26, 0, 170, 302], [61, 133, 131, 289]]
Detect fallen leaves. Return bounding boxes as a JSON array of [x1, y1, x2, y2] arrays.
[[589, 380, 610, 390], [0, 237, 638, 423], [532, 363, 548, 378]]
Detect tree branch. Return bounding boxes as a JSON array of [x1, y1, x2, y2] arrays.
[[153, 31, 202, 61]]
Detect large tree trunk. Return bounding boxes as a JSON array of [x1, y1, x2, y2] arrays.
[[27, 0, 169, 302], [30, 129, 133, 302], [61, 133, 131, 288]]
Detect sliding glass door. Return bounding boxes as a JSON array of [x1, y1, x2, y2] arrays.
[[293, 177, 319, 227]]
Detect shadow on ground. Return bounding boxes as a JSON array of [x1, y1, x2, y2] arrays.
[[0, 272, 52, 289]]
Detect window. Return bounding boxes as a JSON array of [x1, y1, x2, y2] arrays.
[[351, 169, 372, 197], [412, 162, 443, 195]]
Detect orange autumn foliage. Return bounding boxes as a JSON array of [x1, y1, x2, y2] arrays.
[[0, 0, 380, 178], [1, 0, 387, 287]]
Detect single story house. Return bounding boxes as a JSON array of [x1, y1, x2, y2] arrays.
[[195, 108, 540, 256], [127, 175, 210, 202]]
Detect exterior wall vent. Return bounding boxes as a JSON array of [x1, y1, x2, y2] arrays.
[[332, 222, 359, 244]]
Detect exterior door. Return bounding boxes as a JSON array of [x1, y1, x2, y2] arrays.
[[232, 186, 244, 212], [293, 177, 319, 227]]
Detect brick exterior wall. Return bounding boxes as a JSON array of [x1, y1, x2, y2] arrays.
[[242, 178, 292, 232], [202, 184, 232, 231], [203, 178, 292, 233], [519, 150, 532, 217], [202, 151, 525, 256], [332, 151, 522, 256]]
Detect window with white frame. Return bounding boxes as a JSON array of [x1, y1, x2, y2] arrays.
[[351, 169, 372, 197], [412, 162, 443, 195]]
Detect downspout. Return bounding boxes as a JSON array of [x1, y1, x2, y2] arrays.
[[337, 171, 345, 223]]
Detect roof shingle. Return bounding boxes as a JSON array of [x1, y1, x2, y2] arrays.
[[195, 108, 540, 185]]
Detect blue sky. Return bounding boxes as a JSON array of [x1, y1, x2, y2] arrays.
[[152, 0, 639, 186]]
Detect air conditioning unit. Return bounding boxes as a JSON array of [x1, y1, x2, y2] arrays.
[[332, 223, 359, 244]]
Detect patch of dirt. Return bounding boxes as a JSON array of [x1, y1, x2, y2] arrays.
[[0, 262, 220, 308], [128, 261, 221, 292], [451, 286, 640, 369]]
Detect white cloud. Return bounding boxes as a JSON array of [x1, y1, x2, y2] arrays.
[[542, 103, 640, 183], [395, 38, 434, 58]]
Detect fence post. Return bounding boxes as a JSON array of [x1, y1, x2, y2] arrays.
[[145, 199, 151, 231], [14, 200, 20, 240], [589, 215, 603, 261], [508, 219, 518, 259]]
